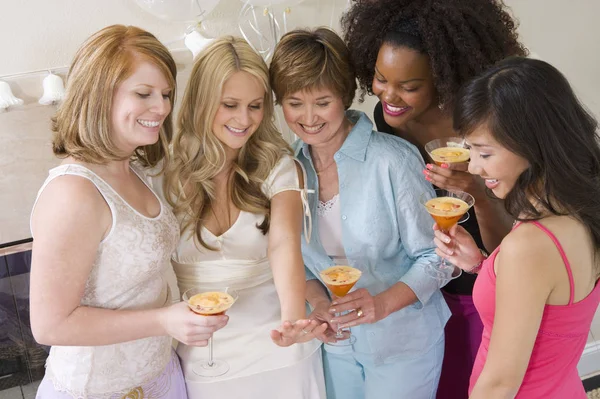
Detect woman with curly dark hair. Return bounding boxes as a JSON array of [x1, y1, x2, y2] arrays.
[[342, 1, 527, 397]]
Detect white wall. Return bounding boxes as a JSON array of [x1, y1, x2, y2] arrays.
[[0, 0, 348, 75], [0, 0, 598, 378], [504, 0, 600, 119]]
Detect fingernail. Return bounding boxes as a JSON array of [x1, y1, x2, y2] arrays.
[[444, 237, 450, 243], [448, 251, 454, 255], [422, 169, 430, 176], [426, 164, 433, 170], [331, 301, 338, 305], [329, 308, 336, 313], [330, 319, 337, 324], [441, 163, 449, 169], [425, 176, 432, 182]]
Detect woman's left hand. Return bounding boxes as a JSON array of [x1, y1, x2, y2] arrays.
[[270, 319, 328, 347], [328, 288, 386, 329], [423, 162, 486, 200]]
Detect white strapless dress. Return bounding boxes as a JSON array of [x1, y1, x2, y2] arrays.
[[153, 156, 325, 399]]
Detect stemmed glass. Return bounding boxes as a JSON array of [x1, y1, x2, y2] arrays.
[[419, 189, 475, 282], [183, 287, 239, 377], [424, 137, 470, 166], [424, 137, 472, 224], [319, 265, 362, 346]]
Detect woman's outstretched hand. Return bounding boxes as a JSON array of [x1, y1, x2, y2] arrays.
[[270, 319, 328, 347]]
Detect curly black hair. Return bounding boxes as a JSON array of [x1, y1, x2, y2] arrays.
[[342, 0, 528, 106]]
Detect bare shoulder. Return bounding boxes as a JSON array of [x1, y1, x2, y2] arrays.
[[497, 223, 558, 275], [32, 174, 110, 237]]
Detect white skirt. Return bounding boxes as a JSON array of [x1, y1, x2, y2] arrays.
[[177, 279, 325, 399]]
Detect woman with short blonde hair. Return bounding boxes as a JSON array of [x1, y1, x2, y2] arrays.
[[271, 27, 447, 398], [52, 25, 175, 167], [31, 24, 224, 398]]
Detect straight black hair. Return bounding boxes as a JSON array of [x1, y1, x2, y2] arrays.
[[454, 56, 600, 249]]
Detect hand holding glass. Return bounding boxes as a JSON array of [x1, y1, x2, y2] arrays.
[[183, 287, 238, 377], [320, 265, 362, 346], [419, 189, 475, 282]]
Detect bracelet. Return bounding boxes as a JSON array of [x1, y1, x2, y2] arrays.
[[467, 249, 489, 274]]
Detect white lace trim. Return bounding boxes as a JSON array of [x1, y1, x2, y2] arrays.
[[317, 194, 339, 217]]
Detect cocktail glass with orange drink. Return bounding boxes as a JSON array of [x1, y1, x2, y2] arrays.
[[425, 137, 472, 224], [183, 287, 239, 377], [419, 189, 475, 281], [425, 137, 470, 166], [319, 265, 362, 346]]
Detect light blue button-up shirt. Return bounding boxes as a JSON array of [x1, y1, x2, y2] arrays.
[[294, 110, 450, 364]]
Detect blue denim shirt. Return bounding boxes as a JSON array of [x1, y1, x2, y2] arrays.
[[294, 110, 450, 364]]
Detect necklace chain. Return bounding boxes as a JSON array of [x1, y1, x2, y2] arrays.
[[315, 159, 336, 176]]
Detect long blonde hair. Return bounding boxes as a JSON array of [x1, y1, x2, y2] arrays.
[[52, 25, 176, 167], [164, 36, 291, 249]]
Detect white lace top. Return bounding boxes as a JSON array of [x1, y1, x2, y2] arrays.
[[31, 163, 180, 398], [317, 194, 347, 263]]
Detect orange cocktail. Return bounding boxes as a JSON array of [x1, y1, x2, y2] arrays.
[[182, 287, 239, 377], [429, 146, 470, 166], [320, 265, 362, 345], [187, 291, 235, 316], [425, 137, 469, 166], [424, 197, 470, 231], [320, 266, 362, 298]]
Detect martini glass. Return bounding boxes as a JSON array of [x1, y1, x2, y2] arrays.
[[319, 265, 362, 346], [425, 137, 472, 224], [419, 189, 475, 282], [183, 287, 239, 377], [424, 137, 470, 166]]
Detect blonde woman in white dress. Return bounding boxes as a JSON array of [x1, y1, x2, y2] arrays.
[[30, 25, 227, 399], [151, 36, 328, 398]]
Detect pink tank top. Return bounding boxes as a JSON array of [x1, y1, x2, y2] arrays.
[[471, 221, 600, 398]]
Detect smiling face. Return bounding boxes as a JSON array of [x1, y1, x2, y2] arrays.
[[372, 43, 438, 129], [466, 125, 530, 199], [110, 59, 172, 154], [211, 71, 265, 157], [281, 86, 349, 148]]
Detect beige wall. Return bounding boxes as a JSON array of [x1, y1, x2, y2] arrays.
[[504, 0, 600, 119], [0, 0, 598, 377]]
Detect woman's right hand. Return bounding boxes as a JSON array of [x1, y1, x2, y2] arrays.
[[158, 301, 229, 346], [308, 300, 349, 343], [433, 223, 484, 272]]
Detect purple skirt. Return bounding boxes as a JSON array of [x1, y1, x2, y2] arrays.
[[436, 292, 483, 399], [35, 349, 187, 399]]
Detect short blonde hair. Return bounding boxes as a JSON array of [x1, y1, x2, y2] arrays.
[[270, 27, 357, 108], [52, 25, 177, 167], [164, 36, 291, 249]]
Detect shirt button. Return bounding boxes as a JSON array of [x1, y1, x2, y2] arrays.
[[342, 215, 347, 220]]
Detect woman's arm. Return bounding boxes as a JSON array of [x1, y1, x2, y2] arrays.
[[268, 188, 307, 322], [30, 176, 226, 346], [469, 228, 553, 398]]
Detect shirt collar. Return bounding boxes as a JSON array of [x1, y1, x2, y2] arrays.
[[295, 110, 373, 163]]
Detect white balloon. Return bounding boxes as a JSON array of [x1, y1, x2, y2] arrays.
[[184, 30, 215, 58], [132, 0, 221, 22]]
